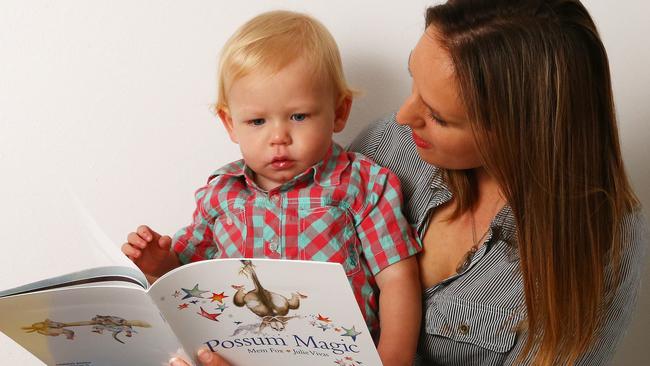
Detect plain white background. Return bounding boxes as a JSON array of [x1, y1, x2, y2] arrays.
[[1, 1, 648, 364]]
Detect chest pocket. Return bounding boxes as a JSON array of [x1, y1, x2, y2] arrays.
[[298, 206, 360, 276], [211, 208, 246, 258], [425, 297, 521, 353]]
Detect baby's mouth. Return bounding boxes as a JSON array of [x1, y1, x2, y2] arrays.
[[270, 157, 295, 169]]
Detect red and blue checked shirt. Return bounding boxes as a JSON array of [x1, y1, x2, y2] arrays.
[[172, 143, 421, 333]]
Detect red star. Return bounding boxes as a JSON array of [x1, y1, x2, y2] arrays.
[[177, 303, 189, 310], [210, 292, 228, 303], [317, 314, 331, 323], [198, 307, 221, 322]]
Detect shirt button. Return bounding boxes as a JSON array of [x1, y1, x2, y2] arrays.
[[225, 217, 233, 225], [270, 195, 280, 203], [458, 323, 470, 335], [268, 241, 278, 252]]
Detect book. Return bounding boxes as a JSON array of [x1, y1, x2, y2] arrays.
[[0, 258, 383, 366]]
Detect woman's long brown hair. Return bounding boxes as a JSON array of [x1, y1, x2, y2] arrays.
[[426, 0, 639, 364]]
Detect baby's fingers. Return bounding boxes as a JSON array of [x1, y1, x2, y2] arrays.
[[137, 225, 156, 242], [127, 231, 148, 249], [121, 243, 142, 260]]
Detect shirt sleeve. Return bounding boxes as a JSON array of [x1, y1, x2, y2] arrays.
[[574, 209, 649, 365], [354, 162, 422, 275], [172, 184, 219, 264]]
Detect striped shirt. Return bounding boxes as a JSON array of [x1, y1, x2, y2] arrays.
[[349, 114, 649, 365], [172, 142, 421, 334]]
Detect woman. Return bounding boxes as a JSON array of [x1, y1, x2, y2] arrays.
[[172, 0, 647, 365]]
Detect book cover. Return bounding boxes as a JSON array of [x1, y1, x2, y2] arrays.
[[0, 259, 382, 366]]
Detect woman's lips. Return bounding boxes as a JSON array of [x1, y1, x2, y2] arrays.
[[411, 131, 431, 148]]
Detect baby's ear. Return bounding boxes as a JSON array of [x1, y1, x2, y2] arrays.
[[217, 107, 238, 144], [333, 95, 353, 133]]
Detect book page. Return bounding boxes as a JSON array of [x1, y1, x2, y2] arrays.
[[0, 186, 146, 295], [149, 258, 382, 366], [0, 284, 187, 366]]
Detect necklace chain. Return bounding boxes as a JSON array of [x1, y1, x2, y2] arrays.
[[456, 197, 503, 274]]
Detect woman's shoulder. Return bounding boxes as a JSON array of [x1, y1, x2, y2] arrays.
[[348, 113, 440, 179]]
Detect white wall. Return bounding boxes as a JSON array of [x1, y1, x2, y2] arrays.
[[1, 1, 648, 364]]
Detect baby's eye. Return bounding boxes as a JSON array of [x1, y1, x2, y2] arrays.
[[248, 118, 265, 126], [290, 113, 308, 122]]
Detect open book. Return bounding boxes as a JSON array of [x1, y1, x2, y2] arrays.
[[0, 193, 381, 366], [0, 258, 382, 366]]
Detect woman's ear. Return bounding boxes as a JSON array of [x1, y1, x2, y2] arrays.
[[333, 96, 353, 133], [217, 107, 238, 144]]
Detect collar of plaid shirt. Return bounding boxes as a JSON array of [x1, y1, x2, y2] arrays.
[[208, 142, 351, 191]]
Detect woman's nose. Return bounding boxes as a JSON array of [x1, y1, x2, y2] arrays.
[[396, 92, 424, 128]]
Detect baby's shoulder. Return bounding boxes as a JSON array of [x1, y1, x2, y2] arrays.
[[345, 150, 398, 184]]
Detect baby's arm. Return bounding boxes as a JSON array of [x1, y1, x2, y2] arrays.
[[375, 256, 421, 366]]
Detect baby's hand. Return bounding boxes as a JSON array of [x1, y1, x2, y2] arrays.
[[121, 225, 179, 280]]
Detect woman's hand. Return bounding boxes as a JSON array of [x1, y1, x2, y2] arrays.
[[169, 348, 231, 366]]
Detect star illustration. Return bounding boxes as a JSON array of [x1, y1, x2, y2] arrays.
[[190, 300, 199, 304], [198, 306, 222, 322], [178, 303, 189, 310], [215, 303, 228, 312], [210, 292, 228, 303], [317, 323, 330, 331], [316, 314, 331, 323], [181, 284, 208, 300], [234, 321, 243, 325], [172, 290, 181, 298], [341, 326, 362, 342]]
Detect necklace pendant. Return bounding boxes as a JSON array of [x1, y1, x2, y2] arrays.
[[456, 253, 472, 274]]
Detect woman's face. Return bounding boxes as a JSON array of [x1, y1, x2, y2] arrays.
[[396, 27, 483, 170]]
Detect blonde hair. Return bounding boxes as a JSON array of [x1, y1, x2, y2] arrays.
[[215, 10, 354, 112]]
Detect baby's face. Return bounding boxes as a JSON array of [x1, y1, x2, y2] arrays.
[[219, 58, 348, 191]]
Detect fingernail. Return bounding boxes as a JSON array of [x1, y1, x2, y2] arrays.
[[169, 357, 184, 366], [198, 348, 213, 362]]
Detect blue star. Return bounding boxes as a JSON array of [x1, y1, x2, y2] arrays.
[[341, 326, 362, 342], [181, 284, 208, 300]]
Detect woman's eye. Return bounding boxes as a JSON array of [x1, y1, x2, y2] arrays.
[[249, 118, 265, 126], [290, 113, 308, 122], [428, 112, 447, 127]]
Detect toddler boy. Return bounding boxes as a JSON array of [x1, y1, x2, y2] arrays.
[[122, 11, 421, 365]]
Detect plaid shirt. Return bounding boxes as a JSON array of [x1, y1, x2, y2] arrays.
[[172, 143, 421, 333]]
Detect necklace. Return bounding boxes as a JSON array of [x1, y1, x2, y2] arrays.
[[455, 198, 503, 274]]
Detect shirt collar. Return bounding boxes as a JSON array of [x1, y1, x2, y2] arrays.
[[208, 142, 349, 190]]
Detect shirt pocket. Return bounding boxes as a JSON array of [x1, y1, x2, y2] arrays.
[[425, 297, 520, 353], [298, 206, 360, 277], [211, 208, 247, 258]]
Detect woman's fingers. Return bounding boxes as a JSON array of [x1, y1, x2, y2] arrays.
[[169, 348, 231, 366]]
